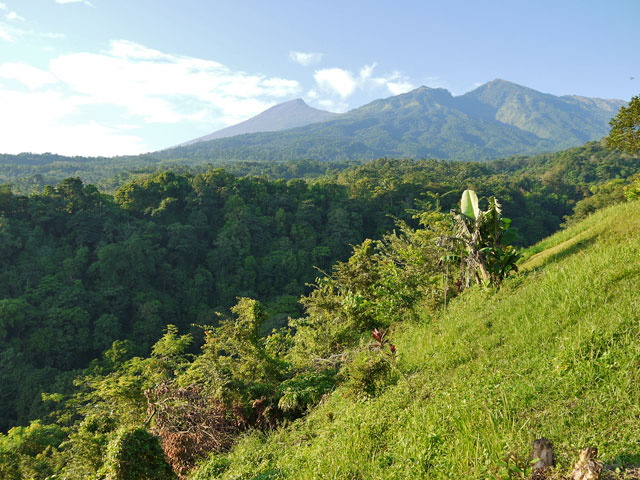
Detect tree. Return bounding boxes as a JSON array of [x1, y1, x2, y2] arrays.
[[606, 95, 640, 154]]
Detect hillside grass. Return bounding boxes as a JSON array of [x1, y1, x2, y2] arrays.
[[193, 201, 640, 480]]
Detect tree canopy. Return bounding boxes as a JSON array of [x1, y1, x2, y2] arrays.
[[606, 95, 640, 155]]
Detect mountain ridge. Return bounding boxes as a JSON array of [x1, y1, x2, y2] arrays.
[[159, 79, 625, 162]]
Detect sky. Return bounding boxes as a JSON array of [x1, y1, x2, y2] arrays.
[[0, 0, 638, 157]]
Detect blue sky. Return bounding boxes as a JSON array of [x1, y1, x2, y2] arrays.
[[0, 0, 638, 156]]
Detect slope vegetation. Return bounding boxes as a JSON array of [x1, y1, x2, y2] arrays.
[[196, 200, 640, 479]]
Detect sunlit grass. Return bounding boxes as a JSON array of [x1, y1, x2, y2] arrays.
[[193, 201, 640, 479]]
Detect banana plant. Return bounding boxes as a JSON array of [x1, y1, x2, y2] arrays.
[[442, 190, 520, 288]]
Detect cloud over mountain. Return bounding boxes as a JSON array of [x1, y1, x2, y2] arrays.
[[289, 51, 324, 66]]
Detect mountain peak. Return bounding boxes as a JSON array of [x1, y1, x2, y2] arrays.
[[487, 78, 513, 85], [413, 85, 450, 93], [472, 78, 530, 93], [175, 98, 338, 147], [277, 98, 307, 107]]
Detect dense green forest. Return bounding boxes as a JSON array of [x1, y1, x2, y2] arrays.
[[2, 138, 636, 200], [0, 154, 362, 195], [0, 137, 639, 478]]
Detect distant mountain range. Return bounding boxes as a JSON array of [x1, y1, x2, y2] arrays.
[[162, 79, 625, 162], [176, 99, 337, 146]]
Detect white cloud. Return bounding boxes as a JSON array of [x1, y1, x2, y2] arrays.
[[313, 63, 414, 100], [46, 40, 302, 125], [0, 3, 6, 10], [262, 77, 301, 97], [359, 63, 376, 82], [289, 50, 323, 67], [6, 11, 24, 21], [314, 68, 357, 98], [370, 69, 414, 95], [0, 26, 11, 41], [387, 81, 413, 95], [0, 18, 65, 42], [0, 63, 58, 89], [0, 40, 306, 155], [0, 88, 145, 156], [110, 40, 165, 60]]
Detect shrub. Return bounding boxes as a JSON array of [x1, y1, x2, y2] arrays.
[[102, 427, 174, 480], [276, 370, 337, 415], [147, 383, 241, 477], [343, 349, 392, 400]]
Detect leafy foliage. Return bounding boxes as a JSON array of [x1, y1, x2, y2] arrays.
[[606, 95, 640, 154], [445, 191, 520, 287], [0, 421, 64, 480]]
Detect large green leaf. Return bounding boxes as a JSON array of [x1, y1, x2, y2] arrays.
[[460, 189, 479, 220]]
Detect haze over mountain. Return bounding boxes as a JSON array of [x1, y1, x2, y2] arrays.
[[176, 99, 338, 146], [159, 79, 625, 162]]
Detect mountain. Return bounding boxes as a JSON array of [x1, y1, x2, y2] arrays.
[[176, 98, 338, 146], [157, 80, 625, 162], [458, 79, 625, 148]]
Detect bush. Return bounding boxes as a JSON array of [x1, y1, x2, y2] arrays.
[[102, 427, 174, 480], [147, 384, 241, 477], [624, 174, 640, 200], [276, 370, 337, 415], [343, 349, 392, 400]]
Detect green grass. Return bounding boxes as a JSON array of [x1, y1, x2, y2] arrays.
[[193, 201, 640, 480]]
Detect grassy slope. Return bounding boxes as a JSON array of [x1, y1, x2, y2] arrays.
[[194, 201, 640, 480]]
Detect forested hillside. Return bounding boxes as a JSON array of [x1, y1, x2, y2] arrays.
[[0, 136, 639, 478], [0, 142, 639, 433], [192, 198, 640, 479], [2, 183, 640, 479], [0, 154, 361, 195], [1, 139, 637, 199]]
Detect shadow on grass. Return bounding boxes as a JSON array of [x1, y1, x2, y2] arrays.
[[605, 452, 640, 477], [521, 233, 598, 272]]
